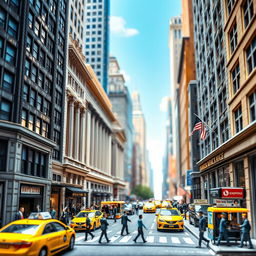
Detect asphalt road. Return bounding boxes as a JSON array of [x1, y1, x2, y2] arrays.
[[60, 210, 215, 256]]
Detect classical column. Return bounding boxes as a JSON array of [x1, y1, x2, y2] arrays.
[[68, 99, 74, 157], [102, 128, 106, 172], [80, 108, 86, 163], [86, 110, 91, 165], [99, 124, 102, 170], [108, 133, 112, 175], [94, 119, 98, 168], [74, 104, 80, 160], [90, 114, 95, 166]]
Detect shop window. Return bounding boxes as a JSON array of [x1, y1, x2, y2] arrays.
[[0, 140, 8, 172], [249, 91, 256, 122], [0, 100, 11, 121], [234, 161, 245, 187]]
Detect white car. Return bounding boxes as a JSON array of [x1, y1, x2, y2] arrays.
[[124, 203, 135, 215]]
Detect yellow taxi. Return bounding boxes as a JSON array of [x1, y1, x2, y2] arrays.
[[143, 202, 156, 213], [161, 201, 172, 208], [156, 208, 184, 231], [70, 210, 103, 231], [154, 200, 162, 208], [0, 212, 75, 256]]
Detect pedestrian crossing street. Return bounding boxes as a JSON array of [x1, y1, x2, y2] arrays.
[[75, 230, 197, 246]]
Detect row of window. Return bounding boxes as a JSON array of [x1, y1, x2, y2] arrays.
[[0, 39, 16, 65], [86, 17, 102, 22], [231, 35, 256, 95], [234, 90, 256, 133], [228, 0, 254, 55], [0, 8, 18, 39], [86, 24, 102, 29]]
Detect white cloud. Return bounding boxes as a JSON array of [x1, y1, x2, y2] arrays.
[[110, 16, 139, 37], [160, 96, 170, 113]]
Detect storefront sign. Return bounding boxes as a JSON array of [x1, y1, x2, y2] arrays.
[[21, 185, 41, 195], [221, 188, 244, 199], [199, 153, 224, 171], [186, 170, 193, 187], [194, 199, 208, 204], [210, 188, 220, 198], [214, 199, 240, 207]]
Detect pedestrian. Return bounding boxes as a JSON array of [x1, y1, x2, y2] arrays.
[[238, 213, 254, 249], [15, 207, 25, 220], [121, 211, 131, 236], [216, 213, 230, 246], [99, 213, 110, 243], [84, 214, 95, 241], [196, 210, 210, 248], [50, 207, 56, 219], [113, 205, 117, 223], [60, 207, 69, 225], [135, 201, 139, 215], [133, 214, 147, 243]]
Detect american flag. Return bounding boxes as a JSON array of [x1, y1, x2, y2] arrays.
[[191, 122, 206, 140]]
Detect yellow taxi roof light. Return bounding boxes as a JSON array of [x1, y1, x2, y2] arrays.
[[28, 212, 52, 220]]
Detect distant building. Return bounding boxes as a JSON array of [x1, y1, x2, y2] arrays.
[[108, 56, 134, 193], [84, 0, 110, 93], [132, 92, 148, 187]]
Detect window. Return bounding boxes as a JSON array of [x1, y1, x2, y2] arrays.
[[7, 18, 18, 38], [21, 109, 27, 127], [34, 20, 40, 36], [0, 9, 6, 29], [229, 23, 237, 53], [57, 53, 63, 69], [46, 57, 52, 73], [220, 118, 229, 143], [249, 91, 256, 122], [5, 44, 16, 64], [54, 110, 61, 125], [45, 78, 51, 94], [55, 91, 62, 106], [28, 113, 35, 131], [47, 37, 54, 54], [31, 66, 37, 82], [52, 222, 65, 231], [10, 0, 19, 10], [30, 89, 36, 106], [246, 36, 256, 74], [0, 100, 11, 121], [35, 118, 41, 134], [35, 0, 41, 13], [231, 63, 240, 93], [39, 50, 45, 66], [234, 161, 245, 187], [59, 16, 64, 32], [23, 84, 29, 102], [37, 95, 42, 111], [42, 121, 49, 137], [2, 71, 14, 93], [26, 36, 32, 52], [43, 100, 50, 116], [0, 38, 3, 56], [58, 34, 64, 51], [38, 72, 43, 88], [25, 59, 31, 77], [218, 88, 227, 114], [234, 106, 243, 133], [28, 12, 33, 29], [41, 28, 46, 44], [53, 129, 60, 144], [243, 0, 254, 28], [32, 42, 39, 59], [70, 6, 73, 20], [42, 7, 47, 22], [48, 16, 55, 33], [56, 72, 63, 87]]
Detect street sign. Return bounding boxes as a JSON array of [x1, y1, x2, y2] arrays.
[[214, 199, 240, 207], [186, 170, 193, 187]]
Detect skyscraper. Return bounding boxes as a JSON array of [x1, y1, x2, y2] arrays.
[[84, 0, 110, 93], [132, 92, 148, 187], [108, 56, 134, 192], [0, 0, 69, 225]]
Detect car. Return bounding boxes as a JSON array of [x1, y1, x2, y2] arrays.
[[138, 202, 144, 209], [161, 201, 171, 208], [154, 200, 162, 208], [188, 204, 211, 227], [156, 208, 184, 231], [143, 202, 156, 213], [70, 210, 103, 231], [0, 212, 75, 256], [124, 204, 135, 215]]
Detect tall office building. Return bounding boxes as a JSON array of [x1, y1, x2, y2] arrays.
[[132, 92, 148, 187], [108, 56, 133, 192], [0, 0, 69, 226], [84, 0, 110, 93]]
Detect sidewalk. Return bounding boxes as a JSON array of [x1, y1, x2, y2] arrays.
[[184, 219, 256, 255]]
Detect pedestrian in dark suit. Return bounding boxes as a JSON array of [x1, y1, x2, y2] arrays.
[[99, 213, 110, 243], [113, 206, 117, 223], [15, 207, 25, 220], [217, 213, 230, 246], [239, 214, 253, 249], [84, 214, 94, 241], [133, 214, 147, 243], [121, 211, 131, 236], [135, 201, 139, 215], [196, 210, 210, 248]]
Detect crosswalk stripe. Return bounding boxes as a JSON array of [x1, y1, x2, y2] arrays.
[[171, 237, 180, 244], [159, 237, 167, 243], [146, 236, 154, 243], [109, 235, 120, 242], [132, 231, 137, 234], [86, 236, 99, 243], [183, 237, 194, 244], [119, 235, 132, 243], [76, 236, 85, 242]]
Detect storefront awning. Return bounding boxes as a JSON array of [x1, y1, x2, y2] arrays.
[[66, 187, 88, 197]]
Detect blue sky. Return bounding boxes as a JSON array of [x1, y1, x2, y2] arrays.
[[110, 0, 181, 199]]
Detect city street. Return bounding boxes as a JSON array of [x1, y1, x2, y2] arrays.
[[61, 211, 214, 256]]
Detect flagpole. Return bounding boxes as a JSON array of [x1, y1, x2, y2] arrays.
[[193, 113, 212, 131]]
